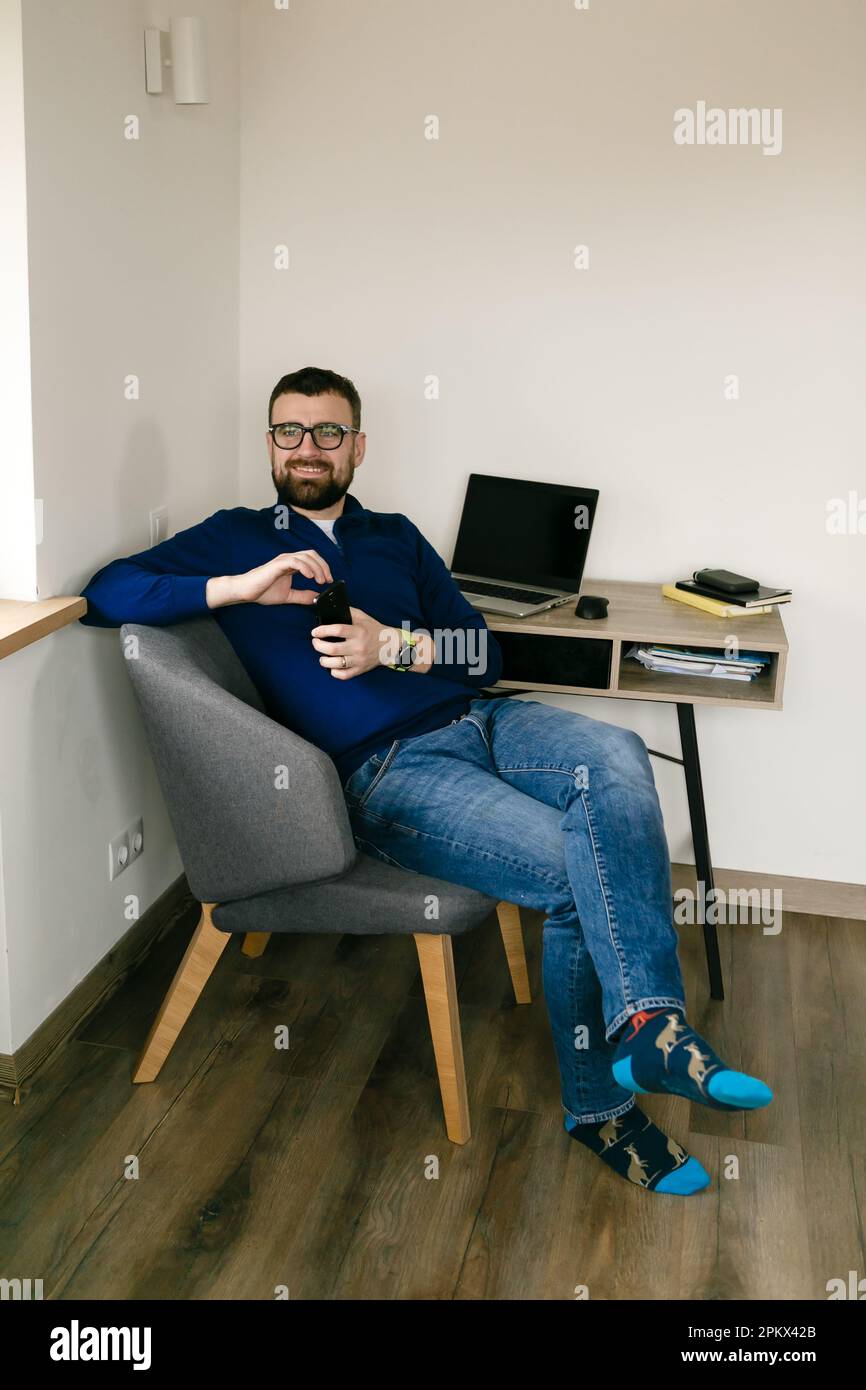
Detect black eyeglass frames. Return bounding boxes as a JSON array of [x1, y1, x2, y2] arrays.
[[268, 422, 360, 450]]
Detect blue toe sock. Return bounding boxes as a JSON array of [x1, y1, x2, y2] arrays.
[[611, 1008, 773, 1112], [706, 1069, 774, 1107], [655, 1156, 711, 1195], [564, 1105, 711, 1196]]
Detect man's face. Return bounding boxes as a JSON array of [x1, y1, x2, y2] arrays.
[[267, 391, 365, 513]]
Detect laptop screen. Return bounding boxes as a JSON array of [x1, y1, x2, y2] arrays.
[[451, 473, 599, 593]]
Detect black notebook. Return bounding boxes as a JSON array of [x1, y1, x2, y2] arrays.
[[675, 580, 792, 609]]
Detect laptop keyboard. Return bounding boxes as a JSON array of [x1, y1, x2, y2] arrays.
[[457, 578, 559, 605]]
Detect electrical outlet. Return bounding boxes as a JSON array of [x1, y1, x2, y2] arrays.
[[127, 817, 144, 864], [149, 507, 168, 546], [109, 830, 131, 882]]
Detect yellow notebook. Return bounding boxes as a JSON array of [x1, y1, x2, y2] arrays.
[[661, 584, 771, 617]]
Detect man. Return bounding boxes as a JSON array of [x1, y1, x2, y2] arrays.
[[81, 365, 773, 1196]]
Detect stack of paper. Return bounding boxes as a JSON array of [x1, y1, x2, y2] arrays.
[[626, 645, 771, 682]]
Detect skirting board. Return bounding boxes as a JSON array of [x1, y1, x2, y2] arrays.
[[671, 863, 866, 922], [0, 876, 194, 1102]]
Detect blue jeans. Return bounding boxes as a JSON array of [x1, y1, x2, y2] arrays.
[[342, 696, 687, 1125]]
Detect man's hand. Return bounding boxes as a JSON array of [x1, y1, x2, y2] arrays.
[[311, 608, 434, 679], [206, 550, 334, 609]]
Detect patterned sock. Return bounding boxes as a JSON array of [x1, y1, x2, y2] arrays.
[[611, 1008, 773, 1111], [564, 1104, 710, 1195]]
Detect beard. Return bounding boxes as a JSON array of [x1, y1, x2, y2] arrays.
[[271, 449, 355, 512]]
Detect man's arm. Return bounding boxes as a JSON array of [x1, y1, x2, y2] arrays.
[[404, 519, 503, 688], [79, 510, 237, 627], [80, 510, 334, 627]]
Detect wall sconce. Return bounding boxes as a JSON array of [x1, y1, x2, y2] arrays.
[[144, 17, 209, 104]]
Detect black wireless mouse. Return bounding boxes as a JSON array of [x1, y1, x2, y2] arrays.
[[575, 594, 609, 620]]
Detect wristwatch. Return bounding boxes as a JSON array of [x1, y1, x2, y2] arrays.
[[388, 630, 419, 672]]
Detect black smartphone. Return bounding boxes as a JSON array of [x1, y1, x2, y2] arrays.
[[313, 579, 352, 641], [693, 568, 759, 594]]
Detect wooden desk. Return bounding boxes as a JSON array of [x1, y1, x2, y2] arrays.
[[480, 579, 789, 1001]]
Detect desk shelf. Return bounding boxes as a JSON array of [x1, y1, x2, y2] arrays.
[[483, 578, 789, 711], [615, 645, 782, 709]]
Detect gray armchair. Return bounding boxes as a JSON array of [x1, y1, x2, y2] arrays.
[[120, 616, 531, 1143]]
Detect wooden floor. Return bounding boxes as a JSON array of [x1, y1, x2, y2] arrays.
[[0, 898, 864, 1300]]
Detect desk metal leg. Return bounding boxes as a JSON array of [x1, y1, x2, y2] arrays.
[[676, 703, 725, 1001]]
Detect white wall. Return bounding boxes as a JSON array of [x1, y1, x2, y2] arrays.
[[0, 0, 37, 600], [239, 0, 866, 887], [0, 0, 241, 1053]]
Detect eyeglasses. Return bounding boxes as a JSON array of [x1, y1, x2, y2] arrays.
[[268, 422, 360, 450]]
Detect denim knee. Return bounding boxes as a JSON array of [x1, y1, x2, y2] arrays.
[[607, 725, 653, 782], [542, 880, 581, 929]]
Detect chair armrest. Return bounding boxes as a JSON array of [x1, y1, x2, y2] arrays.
[[122, 624, 357, 903]]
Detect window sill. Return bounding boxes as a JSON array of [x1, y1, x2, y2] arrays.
[[0, 597, 87, 661]]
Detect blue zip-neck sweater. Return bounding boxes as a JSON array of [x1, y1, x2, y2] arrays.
[[79, 493, 503, 786]]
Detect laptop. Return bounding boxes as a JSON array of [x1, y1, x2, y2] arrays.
[[450, 473, 600, 617]]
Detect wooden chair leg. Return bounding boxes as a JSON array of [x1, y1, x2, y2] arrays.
[[414, 933, 471, 1145], [496, 901, 531, 1004], [132, 903, 230, 1083], [241, 932, 271, 958]]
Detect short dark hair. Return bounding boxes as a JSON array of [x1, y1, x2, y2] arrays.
[[268, 366, 362, 429]]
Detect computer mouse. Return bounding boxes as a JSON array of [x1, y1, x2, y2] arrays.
[[575, 595, 609, 620]]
